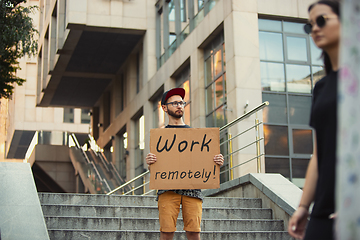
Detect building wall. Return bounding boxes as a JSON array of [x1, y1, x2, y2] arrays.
[[35, 0, 319, 188]]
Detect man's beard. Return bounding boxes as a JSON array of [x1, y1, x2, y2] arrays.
[[167, 107, 183, 119]]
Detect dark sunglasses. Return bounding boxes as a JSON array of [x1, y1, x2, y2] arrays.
[[304, 15, 338, 34]]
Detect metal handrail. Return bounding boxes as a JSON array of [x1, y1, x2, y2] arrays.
[[70, 133, 111, 193], [220, 122, 263, 146], [220, 154, 265, 175], [107, 170, 150, 195], [107, 101, 269, 196], [219, 101, 269, 132]]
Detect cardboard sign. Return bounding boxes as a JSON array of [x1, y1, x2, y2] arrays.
[[149, 128, 220, 190]]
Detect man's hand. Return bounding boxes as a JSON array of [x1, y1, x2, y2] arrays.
[[146, 153, 157, 166], [214, 154, 224, 166]]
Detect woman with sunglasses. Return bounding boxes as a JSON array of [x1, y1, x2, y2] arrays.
[[288, 1, 341, 239]]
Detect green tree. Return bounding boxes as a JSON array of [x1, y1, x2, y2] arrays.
[[0, 0, 38, 99]]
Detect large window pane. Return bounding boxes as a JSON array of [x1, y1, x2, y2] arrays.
[[180, 0, 186, 22], [310, 38, 323, 65], [64, 108, 74, 123], [286, 64, 311, 93], [206, 112, 215, 127], [262, 93, 287, 124], [258, 19, 282, 32], [81, 109, 91, 124], [286, 36, 308, 62], [283, 22, 305, 34], [259, 32, 284, 61], [312, 66, 325, 87], [169, 34, 176, 45], [260, 62, 285, 91], [292, 129, 313, 154], [184, 104, 190, 125], [169, 1, 175, 21], [214, 48, 222, 76], [215, 107, 225, 127], [215, 76, 225, 108], [264, 125, 289, 155], [265, 157, 290, 178], [206, 108, 225, 128], [223, 43, 226, 71], [288, 95, 311, 124], [205, 56, 213, 86], [292, 158, 310, 178], [206, 85, 214, 114], [182, 79, 190, 103]]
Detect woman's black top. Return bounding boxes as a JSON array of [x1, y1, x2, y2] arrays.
[[309, 70, 338, 218]]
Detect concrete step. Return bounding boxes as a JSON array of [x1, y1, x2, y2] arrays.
[[48, 229, 292, 240], [38, 192, 263, 208], [41, 204, 272, 219], [45, 216, 283, 231], [39, 193, 294, 240]]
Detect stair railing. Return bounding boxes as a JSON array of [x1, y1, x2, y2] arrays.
[[87, 134, 130, 191], [218, 101, 269, 180], [107, 101, 269, 196], [70, 133, 111, 193]]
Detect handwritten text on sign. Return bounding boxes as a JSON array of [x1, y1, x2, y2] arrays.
[[149, 128, 220, 190]]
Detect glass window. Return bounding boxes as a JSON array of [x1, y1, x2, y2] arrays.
[[214, 48, 223, 76], [286, 36, 308, 62], [169, 1, 175, 21], [259, 32, 284, 61], [205, 55, 213, 85], [206, 84, 214, 114], [292, 158, 310, 178], [292, 129, 313, 154], [286, 64, 311, 93], [205, 34, 226, 128], [153, 94, 165, 128], [206, 107, 226, 128], [260, 62, 285, 92], [180, 0, 186, 22], [310, 38, 323, 65], [81, 109, 91, 124], [176, 67, 191, 125], [262, 93, 287, 124], [265, 157, 290, 178], [169, 33, 176, 45], [264, 125, 289, 156], [259, 19, 321, 183], [288, 95, 311, 125], [63, 108, 74, 123], [258, 19, 282, 32], [283, 22, 305, 34], [198, 0, 205, 11], [312, 66, 325, 87], [215, 76, 225, 108]]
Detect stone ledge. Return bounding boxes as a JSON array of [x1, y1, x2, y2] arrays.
[[203, 173, 302, 229]]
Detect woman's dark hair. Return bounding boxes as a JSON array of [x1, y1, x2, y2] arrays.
[[308, 0, 341, 74]]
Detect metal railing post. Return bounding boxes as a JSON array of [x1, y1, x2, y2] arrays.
[[229, 133, 234, 180], [143, 178, 146, 194], [255, 118, 261, 173]]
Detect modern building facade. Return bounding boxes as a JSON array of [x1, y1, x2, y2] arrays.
[[2, 0, 91, 192], [4, 0, 322, 192]]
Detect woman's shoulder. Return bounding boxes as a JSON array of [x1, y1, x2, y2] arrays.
[[313, 70, 338, 92]]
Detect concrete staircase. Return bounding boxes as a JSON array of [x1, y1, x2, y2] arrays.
[[39, 192, 292, 240]]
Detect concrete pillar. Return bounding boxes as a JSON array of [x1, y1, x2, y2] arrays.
[[223, 0, 265, 176]]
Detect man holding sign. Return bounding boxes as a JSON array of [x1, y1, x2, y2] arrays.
[[146, 88, 224, 240]]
